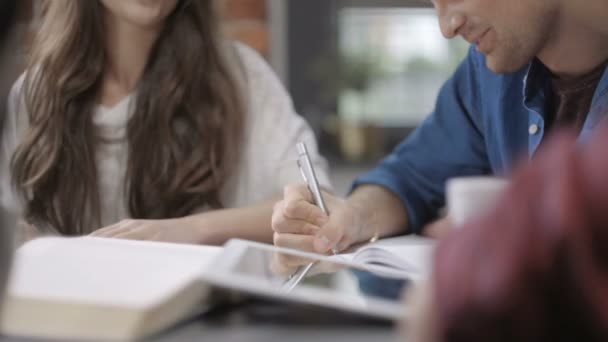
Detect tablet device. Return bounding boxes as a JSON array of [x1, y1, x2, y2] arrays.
[[201, 239, 414, 321]]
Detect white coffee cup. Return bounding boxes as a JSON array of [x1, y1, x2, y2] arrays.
[[446, 176, 509, 227]]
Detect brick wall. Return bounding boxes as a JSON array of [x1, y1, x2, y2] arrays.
[[222, 0, 269, 56], [16, 0, 270, 58]]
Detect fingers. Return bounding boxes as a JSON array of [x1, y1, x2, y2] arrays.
[[273, 232, 315, 252], [283, 199, 326, 223], [284, 183, 313, 203], [271, 184, 329, 235], [91, 220, 139, 237], [272, 217, 321, 235], [283, 184, 327, 221], [274, 252, 316, 270], [283, 184, 327, 222], [270, 253, 298, 276], [93, 223, 156, 241], [272, 201, 325, 235], [272, 232, 317, 268], [273, 183, 353, 256], [313, 221, 345, 254], [113, 226, 153, 241]]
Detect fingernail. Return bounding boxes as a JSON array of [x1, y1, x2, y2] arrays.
[[314, 235, 331, 252]]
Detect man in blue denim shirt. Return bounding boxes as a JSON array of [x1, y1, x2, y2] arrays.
[[271, 0, 608, 259]]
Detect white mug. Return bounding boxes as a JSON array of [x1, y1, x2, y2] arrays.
[[446, 176, 509, 227]]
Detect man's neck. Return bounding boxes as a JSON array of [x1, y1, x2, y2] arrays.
[[537, 9, 608, 80]]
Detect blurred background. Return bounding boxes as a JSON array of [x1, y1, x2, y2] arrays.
[[12, 0, 468, 194]]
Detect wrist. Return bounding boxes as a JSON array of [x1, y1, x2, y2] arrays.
[[347, 197, 378, 245], [348, 185, 409, 240], [179, 214, 220, 245]]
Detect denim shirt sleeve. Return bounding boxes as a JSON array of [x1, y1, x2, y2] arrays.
[[352, 47, 491, 234]]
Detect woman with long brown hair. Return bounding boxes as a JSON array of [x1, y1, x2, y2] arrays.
[[1, 0, 330, 244]]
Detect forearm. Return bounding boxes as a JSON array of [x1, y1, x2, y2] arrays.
[[347, 185, 409, 242], [184, 196, 280, 245], [16, 220, 37, 245]]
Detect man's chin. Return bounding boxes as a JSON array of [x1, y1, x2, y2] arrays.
[[486, 55, 529, 74]]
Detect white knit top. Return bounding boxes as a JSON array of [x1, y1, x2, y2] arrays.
[[0, 43, 331, 230]]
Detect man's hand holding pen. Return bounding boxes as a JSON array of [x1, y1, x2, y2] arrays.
[[271, 184, 369, 275]]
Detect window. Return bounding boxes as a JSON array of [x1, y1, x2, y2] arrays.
[[285, 1, 469, 163], [338, 7, 468, 126]]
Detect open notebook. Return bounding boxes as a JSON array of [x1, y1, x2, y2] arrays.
[[334, 236, 435, 279], [1, 237, 221, 341]]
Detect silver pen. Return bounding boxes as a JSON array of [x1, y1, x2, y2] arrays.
[[296, 142, 337, 255], [281, 142, 334, 291], [296, 142, 328, 214]]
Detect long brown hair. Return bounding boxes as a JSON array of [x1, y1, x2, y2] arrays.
[[11, 0, 245, 235]]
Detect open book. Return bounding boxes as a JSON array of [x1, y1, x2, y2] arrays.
[[335, 236, 435, 279], [1, 237, 221, 341]]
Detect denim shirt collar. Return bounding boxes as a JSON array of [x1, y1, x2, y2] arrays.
[[591, 66, 608, 107], [523, 58, 608, 142], [582, 66, 608, 141]]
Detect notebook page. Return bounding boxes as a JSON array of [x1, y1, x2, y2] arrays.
[[353, 245, 433, 274], [345, 236, 434, 275], [6, 237, 221, 309]]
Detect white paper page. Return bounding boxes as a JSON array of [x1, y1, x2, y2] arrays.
[[370, 235, 434, 248], [357, 245, 433, 273], [330, 236, 434, 275], [7, 237, 221, 308]]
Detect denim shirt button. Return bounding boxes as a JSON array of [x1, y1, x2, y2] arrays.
[[529, 124, 540, 135]]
